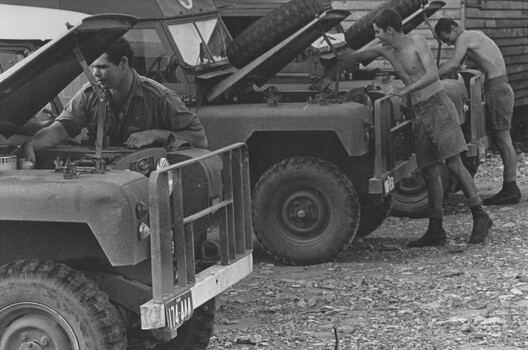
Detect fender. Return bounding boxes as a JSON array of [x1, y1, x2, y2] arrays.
[[197, 102, 372, 156], [0, 169, 149, 266], [441, 79, 468, 125]]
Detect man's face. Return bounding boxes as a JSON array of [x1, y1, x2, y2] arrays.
[[438, 29, 457, 46], [91, 53, 125, 89], [373, 24, 391, 46]]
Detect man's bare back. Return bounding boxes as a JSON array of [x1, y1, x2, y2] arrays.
[[456, 30, 507, 79], [436, 23, 507, 79]]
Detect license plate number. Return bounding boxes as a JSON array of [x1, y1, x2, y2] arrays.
[[384, 175, 395, 194], [165, 290, 193, 330]]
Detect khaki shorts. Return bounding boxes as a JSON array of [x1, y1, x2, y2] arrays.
[[412, 90, 468, 168], [485, 75, 514, 131]]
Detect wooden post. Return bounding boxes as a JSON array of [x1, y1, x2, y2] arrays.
[[460, 0, 466, 28]]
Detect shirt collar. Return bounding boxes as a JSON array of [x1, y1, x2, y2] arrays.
[[129, 69, 145, 98]]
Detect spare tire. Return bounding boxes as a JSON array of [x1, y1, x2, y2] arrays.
[[345, 0, 426, 50], [227, 0, 332, 69]]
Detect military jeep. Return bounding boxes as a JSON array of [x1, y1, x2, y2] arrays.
[[0, 15, 252, 350], [217, 0, 488, 218]]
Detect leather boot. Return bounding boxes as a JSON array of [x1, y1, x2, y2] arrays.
[[483, 182, 521, 206], [469, 205, 493, 243], [408, 217, 447, 248]]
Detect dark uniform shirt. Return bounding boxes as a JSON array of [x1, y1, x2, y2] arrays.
[[56, 70, 203, 147]]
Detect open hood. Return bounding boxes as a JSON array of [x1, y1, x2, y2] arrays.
[[207, 1, 446, 101], [0, 0, 219, 20], [206, 9, 350, 102], [0, 14, 138, 138]]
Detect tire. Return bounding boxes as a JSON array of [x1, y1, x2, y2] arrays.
[[0, 260, 126, 350], [345, 0, 424, 49], [227, 0, 332, 68], [252, 157, 360, 265], [356, 195, 393, 238], [390, 164, 450, 218], [161, 299, 215, 350]]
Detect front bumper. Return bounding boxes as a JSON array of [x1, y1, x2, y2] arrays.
[[140, 253, 253, 331]]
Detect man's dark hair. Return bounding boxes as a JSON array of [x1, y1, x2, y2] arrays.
[[105, 37, 135, 68], [374, 8, 402, 33], [434, 18, 459, 37]]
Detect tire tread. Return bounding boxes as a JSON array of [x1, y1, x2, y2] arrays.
[[227, 0, 332, 68], [0, 259, 126, 350]]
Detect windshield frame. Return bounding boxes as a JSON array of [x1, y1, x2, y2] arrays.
[[165, 13, 232, 70]]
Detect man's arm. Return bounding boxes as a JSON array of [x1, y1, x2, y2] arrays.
[[319, 47, 382, 90], [22, 121, 69, 163], [339, 47, 382, 70], [126, 91, 208, 149], [125, 128, 207, 149], [438, 34, 469, 77], [400, 36, 440, 95]]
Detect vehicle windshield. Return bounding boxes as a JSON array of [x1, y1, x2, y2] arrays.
[[168, 18, 230, 67]]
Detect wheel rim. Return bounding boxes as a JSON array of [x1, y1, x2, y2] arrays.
[[0, 302, 79, 350], [275, 185, 331, 242]]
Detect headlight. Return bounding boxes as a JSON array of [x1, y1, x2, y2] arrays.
[[156, 157, 170, 170], [155, 157, 173, 194]]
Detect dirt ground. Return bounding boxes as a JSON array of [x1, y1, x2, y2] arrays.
[[208, 149, 528, 350]]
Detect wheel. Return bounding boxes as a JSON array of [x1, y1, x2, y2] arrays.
[[390, 164, 450, 218], [0, 260, 126, 350], [226, 0, 332, 68], [345, 0, 424, 49], [356, 195, 393, 238], [252, 157, 360, 265], [160, 299, 215, 350]]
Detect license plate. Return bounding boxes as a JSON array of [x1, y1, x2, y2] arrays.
[[165, 290, 194, 330], [384, 175, 395, 195]]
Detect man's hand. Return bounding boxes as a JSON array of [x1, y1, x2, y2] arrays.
[[125, 130, 159, 149], [385, 85, 406, 98]]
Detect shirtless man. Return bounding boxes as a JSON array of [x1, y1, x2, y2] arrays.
[[322, 8, 492, 246], [435, 18, 520, 205]]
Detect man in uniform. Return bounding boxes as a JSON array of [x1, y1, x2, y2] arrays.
[[320, 8, 492, 246], [435, 18, 520, 205], [22, 37, 207, 162]]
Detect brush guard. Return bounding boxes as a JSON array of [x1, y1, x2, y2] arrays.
[[369, 95, 417, 203], [140, 143, 253, 340]]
